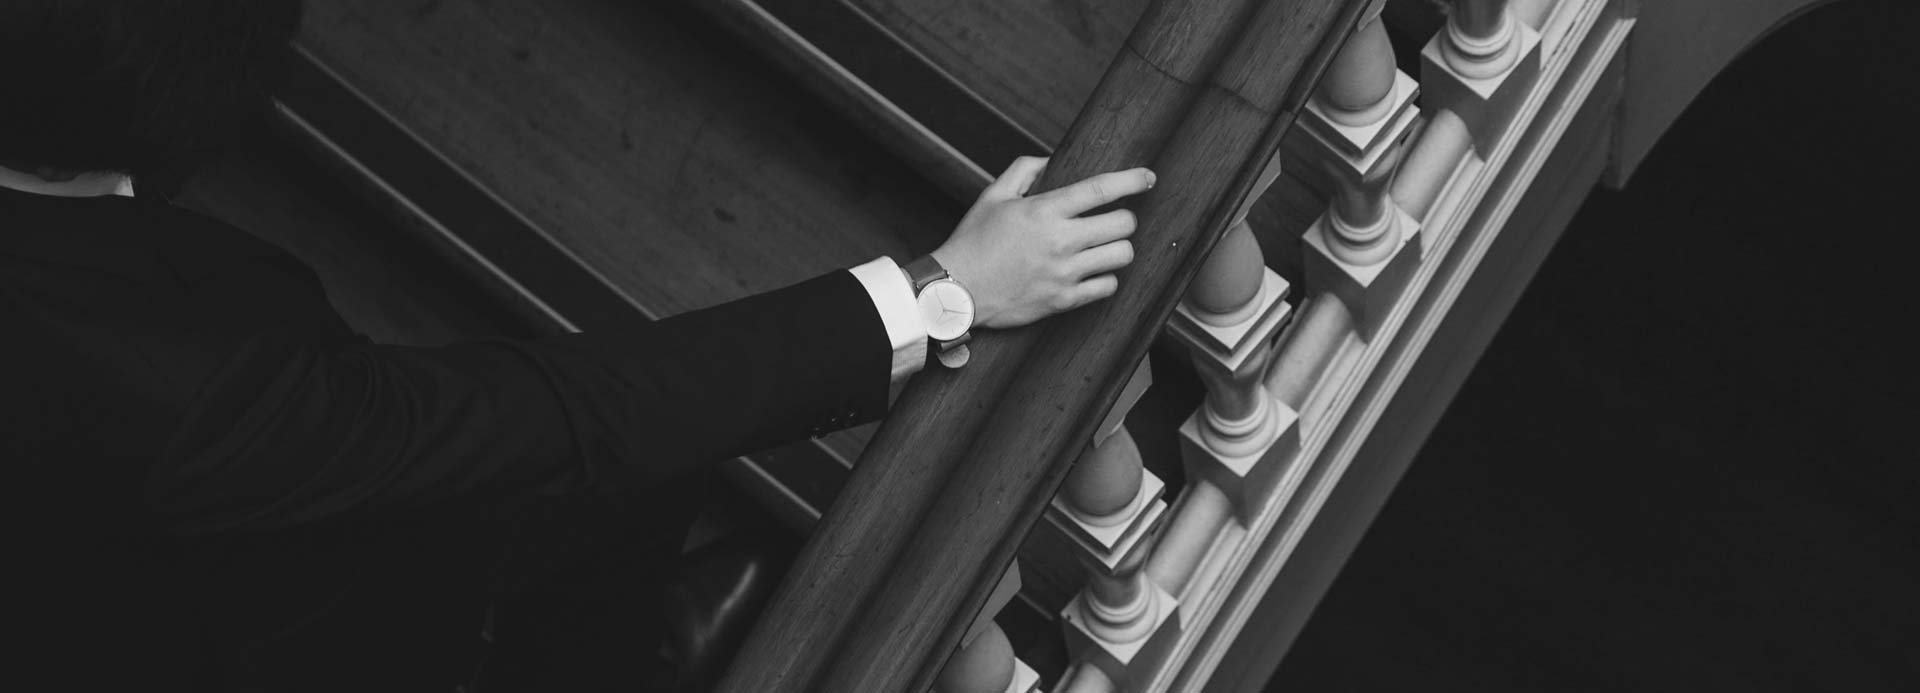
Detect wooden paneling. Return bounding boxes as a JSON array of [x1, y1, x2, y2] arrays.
[[718, 1, 1370, 690], [297, 0, 958, 320], [849, 0, 1153, 146]]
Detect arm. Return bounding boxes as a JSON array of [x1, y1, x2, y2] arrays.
[[152, 270, 887, 534], [854, 157, 1158, 381], [150, 158, 1155, 534]]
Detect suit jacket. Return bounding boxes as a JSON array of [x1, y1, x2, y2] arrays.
[[0, 184, 891, 689]]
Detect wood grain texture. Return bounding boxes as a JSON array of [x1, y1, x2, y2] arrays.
[[718, 1, 1370, 691], [848, 0, 1154, 146], [685, 0, 1032, 200], [297, 0, 957, 320]]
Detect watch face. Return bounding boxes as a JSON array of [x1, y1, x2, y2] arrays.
[[918, 279, 975, 341]]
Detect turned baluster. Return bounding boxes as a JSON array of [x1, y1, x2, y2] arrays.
[[1172, 219, 1300, 526], [1061, 430, 1159, 642], [935, 564, 1043, 693], [1061, 426, 1147, 529], [1317, 15, 1400, 130], [1299, 7, 1425, 342], [1185, 223, 1286, 459], [1421, 0, 1542, 154], [1056, 660, 1118, 693], [1055, 426, 1176, 687], [1286, 9, 1417, 186], [1444, 0, 1521, 79], [934, 622, 1015, 693], [1323, 137, 1408, 268]]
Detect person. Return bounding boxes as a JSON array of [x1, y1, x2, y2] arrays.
[[0, 1, 1154, 690]]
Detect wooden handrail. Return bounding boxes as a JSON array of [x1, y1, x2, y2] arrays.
[[717, 1, 1371, 690]]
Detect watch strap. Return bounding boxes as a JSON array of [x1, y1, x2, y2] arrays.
[[902, 255, 949, 293]]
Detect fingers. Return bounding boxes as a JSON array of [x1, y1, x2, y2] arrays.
[[1064, 274, 1120, 310], [982, 156, 1049, 201], [1073, 208, 1137, 249], [1073, 239, 1134, 278], [1037, 167, 1155, 217]]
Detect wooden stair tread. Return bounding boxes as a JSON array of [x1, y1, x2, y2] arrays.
[[847, 0, 1151, 147], [298, 0, 957, 319], [178, 136, 530, 347]]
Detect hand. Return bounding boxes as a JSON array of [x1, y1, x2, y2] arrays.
[[931, 157, 1155, 330]]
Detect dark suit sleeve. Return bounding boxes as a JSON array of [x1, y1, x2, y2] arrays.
[[150, 270, 891, 534]]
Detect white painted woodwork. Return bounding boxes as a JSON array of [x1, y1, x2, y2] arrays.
[[1057, 661, 1118, 693], [1316, 18, 1398, 127], [935, 620, 1015, 693], [1168, 221, 1297, 527], [1516, 0, 1587, 58], [1053, 434, 1179, 689], [1144, 480, 1233, 604], [1063, 427, 1147, 522], [1302, 141, 1423, 340], [1264, 297, 1354, 412], [1175, 386, 1301, 526], [1061, 569, 1179, 691], [1185, 222, 1267, 322], [1027, 365, 1157, 619], [1449, 0, 1518, 76], [1008, 658, 1043, 693], [1421, 0, 1544, 154], [1389, 109, 1475, 240], [1170, 221, 1301, 527], [1160, 4, 1632, 691]]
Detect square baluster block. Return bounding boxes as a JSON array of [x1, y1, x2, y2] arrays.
[[1281, 70, 1421, 200], [1516, 0, 1588, 59], [1303, 203, 1422, 341], [1020, 470, 1166, 617], [1049, 470, 1169, 560], [1169, 269, 1293, 374], [1419, 19, 1543, 156], [1062, 581, 1180, 688], [1007, 658, 1042, 693], [1304, 69, 1422, 160], [1178, 395, 1302, 525]]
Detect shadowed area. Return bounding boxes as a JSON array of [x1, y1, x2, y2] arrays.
[[1270, 2, 1920, 691]]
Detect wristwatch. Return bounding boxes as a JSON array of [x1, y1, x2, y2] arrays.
[[902, 255, 975, 368]]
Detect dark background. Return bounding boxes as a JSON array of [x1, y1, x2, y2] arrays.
[[1270, 1, 1920, 690]]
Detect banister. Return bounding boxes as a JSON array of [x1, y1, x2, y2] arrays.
[[717, 1, 1372, 690]]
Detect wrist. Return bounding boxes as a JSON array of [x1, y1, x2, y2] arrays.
[[927, 247, 1000, 328]]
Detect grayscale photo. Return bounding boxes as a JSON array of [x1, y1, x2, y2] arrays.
[[3, 1, 1912, 691]]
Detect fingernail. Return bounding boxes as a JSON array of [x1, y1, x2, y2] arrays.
[[1145, 170, 1157, 189]]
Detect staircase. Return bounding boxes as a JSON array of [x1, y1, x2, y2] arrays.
[[173, 0, 1826, 690]]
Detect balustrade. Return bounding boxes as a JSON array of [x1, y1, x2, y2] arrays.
[[1171, 220, 1302, 522], [1422, 0, 1544, 153], [1282, 6, 1425, 340], [933, 617, 1042, 693], [716, 0, 1632, 691], [1055, 426, 1179, 687]]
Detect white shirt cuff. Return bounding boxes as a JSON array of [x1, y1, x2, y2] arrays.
[[848, 256, 928, 382]]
